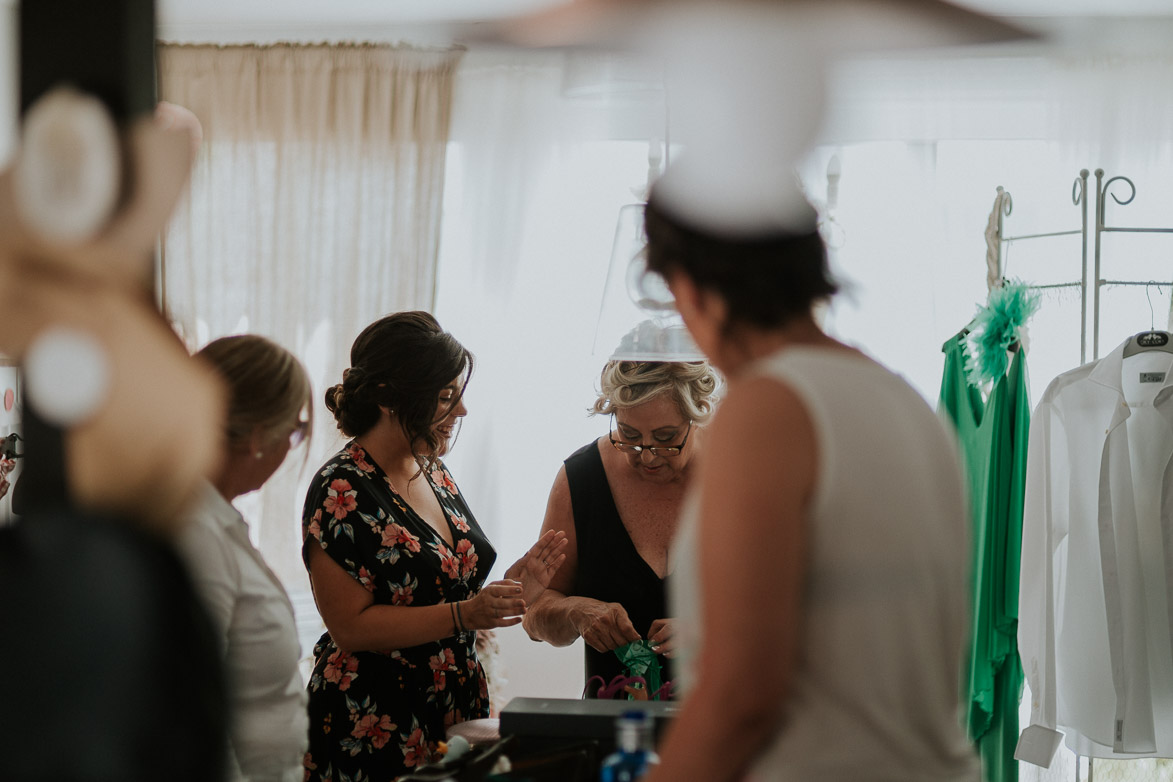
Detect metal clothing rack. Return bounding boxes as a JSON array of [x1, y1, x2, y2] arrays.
[[991, 169, 1090, 364], [994, 171, 1173, 782], [1092, 168, 1173, 360], [993, 168, 1173, 366], [990, 172, 1088, 782]]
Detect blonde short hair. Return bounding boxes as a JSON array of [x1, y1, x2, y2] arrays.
[[196, 335, 312, 447], [590, 361, 720, 424]]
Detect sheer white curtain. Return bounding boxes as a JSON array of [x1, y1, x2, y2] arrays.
[[433, 49, 664, 701], [158, 43, 462, 649]]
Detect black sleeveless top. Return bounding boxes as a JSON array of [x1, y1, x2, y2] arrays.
[[565, 440, 674, 692]]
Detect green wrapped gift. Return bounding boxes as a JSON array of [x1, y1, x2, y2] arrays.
[[614, 640, 662, 699]]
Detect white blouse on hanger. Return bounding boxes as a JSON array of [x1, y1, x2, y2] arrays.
[[1020, 339, 1173, 763]]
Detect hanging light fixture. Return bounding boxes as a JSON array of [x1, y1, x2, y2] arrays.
[[593, 135, 705, 362]]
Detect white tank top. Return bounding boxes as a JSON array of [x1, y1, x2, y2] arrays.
[[671, 347, 979, 781]]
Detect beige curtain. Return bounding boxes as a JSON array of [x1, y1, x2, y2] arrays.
[[157, 44, 462, 638]]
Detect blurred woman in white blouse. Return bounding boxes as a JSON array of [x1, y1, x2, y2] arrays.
[[180, 334, 312, 782]]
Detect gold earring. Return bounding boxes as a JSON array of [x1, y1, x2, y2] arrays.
[[254, 450, 264, 460]]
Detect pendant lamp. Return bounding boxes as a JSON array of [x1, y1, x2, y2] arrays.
[[593, 138, 705, 362]]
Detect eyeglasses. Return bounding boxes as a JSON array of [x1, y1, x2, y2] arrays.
[[289, 419, 310, 449], [609, 419, 692, 458]]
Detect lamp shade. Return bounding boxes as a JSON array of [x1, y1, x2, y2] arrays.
[[593, 203, 705, 362], [489, 0, 1037, 52]]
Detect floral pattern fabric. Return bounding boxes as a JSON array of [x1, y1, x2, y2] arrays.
[[301, 442, 496, 782]]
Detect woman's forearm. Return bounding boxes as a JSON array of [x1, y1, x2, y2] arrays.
[[522, 589, 591, 646], [328, 601, 462, 653]]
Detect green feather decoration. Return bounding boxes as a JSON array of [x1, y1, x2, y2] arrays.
[[964, 280, 1040, 390]]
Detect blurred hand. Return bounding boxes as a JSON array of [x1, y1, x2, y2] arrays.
[[504, 529, 569, 606], [154, 101, 203, 161], [571, 599, 641, 653], [648, 618, 677, 658]]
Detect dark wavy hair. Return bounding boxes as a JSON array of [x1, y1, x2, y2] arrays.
[[324, 311, 473, 474], [643, 195, 838, 331]]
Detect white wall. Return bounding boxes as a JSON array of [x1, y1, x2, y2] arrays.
[[0, 0, 16, 165]]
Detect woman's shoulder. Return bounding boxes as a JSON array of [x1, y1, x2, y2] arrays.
[[753, 343, 880, 380], [564, 437, 605, 467], [177, 495, 241, 583], [309, 442, 382, 485], [719, 375, 814, 439], [425, 458, 463, 498]]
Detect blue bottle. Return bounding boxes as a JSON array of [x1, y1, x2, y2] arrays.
[[599, 710, 659, 782]]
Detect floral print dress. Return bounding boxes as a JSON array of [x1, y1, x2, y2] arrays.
[[301, 442, 496, 782]]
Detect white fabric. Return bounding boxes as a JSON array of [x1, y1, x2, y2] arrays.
[[670, 347, 978, 782], [984, 188, 1009, 293], [431, 48, 669, 704], [433, 48, 659, 567], [157, 42, 460, 614], [1019, 339, 1173, 761], [178, 482, 308, 782]]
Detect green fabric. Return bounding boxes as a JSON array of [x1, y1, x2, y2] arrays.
[[614, 640, 663, 698], [939, 334, 1029, 782]]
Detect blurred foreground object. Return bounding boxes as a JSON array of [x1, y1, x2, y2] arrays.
[[487, 0, 1036, 241], [492, 0, 1035, 51], [0, 91, 224, 529], [0, 2, 228, 779], [13, 88, 122, 244], [0, 511, 229, 781], [0, 98, 229, 776]]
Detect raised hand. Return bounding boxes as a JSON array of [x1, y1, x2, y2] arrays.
[[504, 529, 569, 606]]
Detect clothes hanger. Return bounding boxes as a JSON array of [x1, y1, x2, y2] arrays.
[[1122, 282, 1173, 357], [959, 241, 1012, 340]]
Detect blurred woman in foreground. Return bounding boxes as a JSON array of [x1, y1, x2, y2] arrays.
[[642, 180, 977, 781]]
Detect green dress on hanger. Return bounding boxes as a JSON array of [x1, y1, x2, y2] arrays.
[[939, 334, 1030, 782]]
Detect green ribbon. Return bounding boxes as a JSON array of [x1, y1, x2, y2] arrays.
[[614, 640, 662, 698]]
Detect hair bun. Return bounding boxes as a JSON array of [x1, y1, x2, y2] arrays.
[[324, 383, 345, 414]]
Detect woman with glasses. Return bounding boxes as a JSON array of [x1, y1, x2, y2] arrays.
[[178, 334, 313, 782], [301, 311, 567, 782], [523, 359, 719, 696]]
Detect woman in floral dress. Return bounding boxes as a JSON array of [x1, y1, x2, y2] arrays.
[[302, 311, 566, 782]]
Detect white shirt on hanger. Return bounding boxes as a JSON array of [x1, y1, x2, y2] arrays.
[[179, 482, 309, 782], [1020, 339, 1173, 763]]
